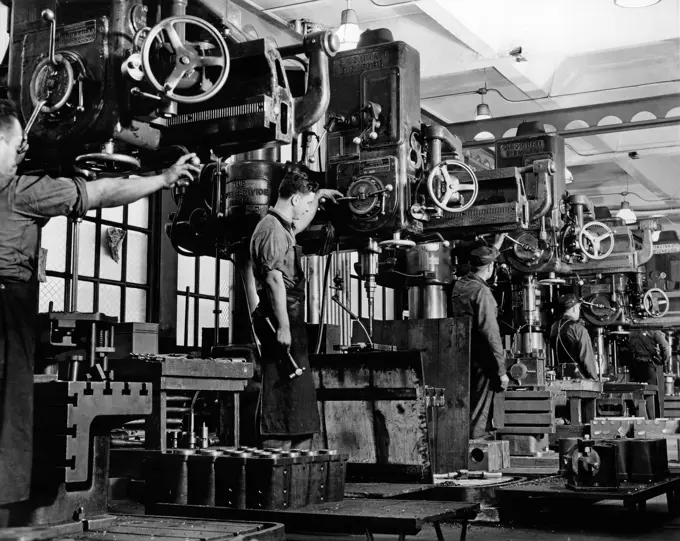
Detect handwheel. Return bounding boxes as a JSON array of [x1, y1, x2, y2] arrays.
[[141, 16, 230, 104], [643, 287, 669, 318], [427, 159, 478, 213], [74, 152, 141, 179], [378, 238, 416, 249], [29, 54, 75, 113], [578, 221, 615, 260]]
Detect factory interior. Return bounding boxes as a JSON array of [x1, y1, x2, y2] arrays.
[[2, 0, 680, 540]]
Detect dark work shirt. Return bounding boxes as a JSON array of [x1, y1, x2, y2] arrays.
[[628, 330, 670, 365], [451, 273, 506, 378], [250, 208, 302, 292], [549, 317, 598, 379], [0, 174, 89, 283]]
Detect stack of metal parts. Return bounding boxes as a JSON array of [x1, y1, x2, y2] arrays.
[[146, 447, 349, 510]]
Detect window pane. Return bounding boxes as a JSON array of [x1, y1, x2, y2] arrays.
[[100, 226, 122, 281], [125, 287, 147, 322], [77, 280, 94, 313], [177, 254, 195, 293], [87, 208, 97, 218], [128, 197, 149, 228], [78, 220, 96, 277], [199, 256, 216, 296], [220, 300, 229, 331], [102, 205, 124, 223], [176, 294, 196, 347], [199, 298, 219, 347], [40, 276, 65, 312], [42, 216, 67, 272], [126, 231, 148, 284], [384, 287, 394, 320], [99, 283, 121, 320]]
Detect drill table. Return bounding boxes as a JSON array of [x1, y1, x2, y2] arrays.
[[150, 499, 480, 541], [496, 475, 680, 523], [0, 515, 284, 541]]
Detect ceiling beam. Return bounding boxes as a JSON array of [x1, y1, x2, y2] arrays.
[[415, 0, 551, 101]]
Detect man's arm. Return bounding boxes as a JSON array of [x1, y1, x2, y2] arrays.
[[575, 325, 599, 379], [655, 331, 671, 363], [86, 154, 201, 209], [264, 270, 291, 348], [475, 289, 507, 379], [294, 189, 343, 233]]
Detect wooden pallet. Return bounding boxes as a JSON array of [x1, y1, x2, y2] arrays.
[[496, 390, 555, 435], [666, 397, 680, 418]]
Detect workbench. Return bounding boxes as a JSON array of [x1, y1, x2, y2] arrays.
[[149, 499, 480, 541], [0, 515, 284, 541], [496, 475, 680, 524], [110, 355, 254, 451]]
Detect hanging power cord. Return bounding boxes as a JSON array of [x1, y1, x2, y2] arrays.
[[331, 293, 374, 349]]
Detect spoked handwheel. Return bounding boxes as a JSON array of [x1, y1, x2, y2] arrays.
[[426, 159, 479, 213], [141, 16, 230, 104]]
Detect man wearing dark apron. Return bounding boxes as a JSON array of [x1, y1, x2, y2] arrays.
[[250, 166, 341, 450], [628, 328, 670, 418], [0, 99, 200, 520], [451, 240, 509, 440]]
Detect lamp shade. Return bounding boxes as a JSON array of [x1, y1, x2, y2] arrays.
[[337, 9, 361, 51], [614, 0, 661, 7], [616, 200, 637, 224], [652, 230, 661, 242], [474, 103, 492, 121]]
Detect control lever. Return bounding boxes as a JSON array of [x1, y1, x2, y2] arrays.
[[580, 298, 616, 312], [352, 102, 382, 145], [42, 9, 58, 66], [505, 234, 539, 254], [336, 184, 394, 201], [24, 99, 48, 136], [264, 317, 304, 379], [309, 114, 345, 163]]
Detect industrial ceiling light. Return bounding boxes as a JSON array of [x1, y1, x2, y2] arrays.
[[337, 0, 361, 52], [652, 229, 662, 242], [565, 167, 574, 184], [614, 0, 661, 7], [475, 69, 492, 121], [616, 200, 637, 224]]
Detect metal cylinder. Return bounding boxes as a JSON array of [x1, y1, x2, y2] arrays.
[[188, 449, 220, 506], [408, 286, 447, 319], [520, 332, 545, 355], [666, 375, 675, 396], [306, 255, 323, 325]]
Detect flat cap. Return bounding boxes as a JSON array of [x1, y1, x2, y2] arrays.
[[469, 246, 500, 267], [558, 294, 581, 310]]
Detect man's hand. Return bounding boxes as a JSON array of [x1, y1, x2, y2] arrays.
[[277, 326, 292, 349], [499, 374, 510, 391], [161, 153, 202, 189], [316, 189, 344, 203], [493, 233, 507, 250]]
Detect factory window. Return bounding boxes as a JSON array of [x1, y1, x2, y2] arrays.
[[176, 255, 231, 348], [39, 198, 152, 323]]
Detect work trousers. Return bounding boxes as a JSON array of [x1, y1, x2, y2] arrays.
[[0, 281, 38, 505]]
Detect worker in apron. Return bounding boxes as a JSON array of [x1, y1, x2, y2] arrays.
[[451, 240, 509, 440], [628, 328, 670, 418], [250, 165, 341, 449]]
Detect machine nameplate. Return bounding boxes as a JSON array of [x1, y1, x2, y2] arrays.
[[653, 243, 680, 254], [584, 284, 611, 294], [360, 157, 391, 175], [498, 139, 546, 159], [56, 20, 97, 49], [334, 50, 390, 76]]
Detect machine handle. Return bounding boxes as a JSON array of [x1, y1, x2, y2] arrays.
[[42, 9, 58, 66], [264, 317, 304, 379]]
